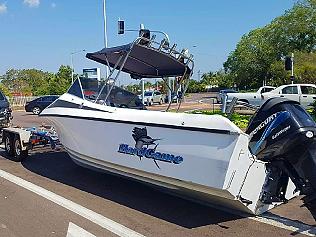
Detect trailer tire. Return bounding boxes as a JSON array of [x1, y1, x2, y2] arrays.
[[4, 133, 14, 157], [13, 136, 28, 162]]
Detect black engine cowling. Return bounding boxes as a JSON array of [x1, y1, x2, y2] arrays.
[[246, 98, 316, 203]]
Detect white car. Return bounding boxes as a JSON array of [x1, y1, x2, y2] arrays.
[[139, 91, 164, 106], [226, 86, 275, 107], [262, 84, 316, 108]]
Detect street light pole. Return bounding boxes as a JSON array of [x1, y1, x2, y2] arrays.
[[291, 53, 294, 85], [70, 49, 86, 84], [71, 54, 74, 84], [103, 0, 109, 80]]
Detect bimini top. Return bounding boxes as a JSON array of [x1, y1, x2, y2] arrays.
[[86, 42, 193, 78]]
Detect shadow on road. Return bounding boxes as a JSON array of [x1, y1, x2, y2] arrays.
[[302, 196, 316, 222], [15, 150, 244, 229]]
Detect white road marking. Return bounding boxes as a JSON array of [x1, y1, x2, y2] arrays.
[[0, 168, 315, 236], [66, 222, 96, 237], [249, 213, 316, 237], [0, 169, 145, 237]]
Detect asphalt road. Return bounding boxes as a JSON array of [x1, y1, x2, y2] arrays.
[[0, 111, 314, 236]]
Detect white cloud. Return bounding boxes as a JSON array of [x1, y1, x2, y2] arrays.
[[23, 0, 40, 8], [0, 3, 7, 14], [51, 2, 56, 8]]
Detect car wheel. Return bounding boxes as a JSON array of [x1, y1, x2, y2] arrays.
[[13, 136, 28, 162], [32, 106, 41, 115]]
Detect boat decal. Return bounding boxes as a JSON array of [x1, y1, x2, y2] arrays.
[[118, 127, 183, 169], [249, 112, 280, 138], [272, 125, 291, 140], [48, 100, 109, 112], [40, 114, 235, 135], [251, 111, 291, 154]]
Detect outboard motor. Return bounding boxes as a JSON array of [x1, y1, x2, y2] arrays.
[[246, 98, 316, 204]]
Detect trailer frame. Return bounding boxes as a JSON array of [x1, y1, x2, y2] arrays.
[[2, 126, 59, 161]]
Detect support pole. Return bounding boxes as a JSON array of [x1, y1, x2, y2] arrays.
[[168, 78, 171, 103], [222, 95, 227, 113], [142, 79, 145, 105], [291, 53, 294, 85]]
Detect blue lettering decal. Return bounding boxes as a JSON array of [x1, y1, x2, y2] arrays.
[[137, 148, 146, 157], [145, 149, 155, 158], [161, 153, 173, 163], [118, 144, 128, 153], [118, 144, 183, 166], [153, 152, 162, 160], [173, 156, 184, 164]]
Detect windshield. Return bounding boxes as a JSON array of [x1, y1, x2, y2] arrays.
[[67, 78, 145, 109], [144, 92, 153, 96], [261, 87, 274, 93]]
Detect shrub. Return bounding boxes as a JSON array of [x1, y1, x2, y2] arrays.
[[190, 110, 251, 129], [311, 101, 316, 118]]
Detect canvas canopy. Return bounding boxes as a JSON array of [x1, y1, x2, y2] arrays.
[[86, 43, 191, 79]]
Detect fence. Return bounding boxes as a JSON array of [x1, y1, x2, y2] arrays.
[[7, 96, 40, 107]]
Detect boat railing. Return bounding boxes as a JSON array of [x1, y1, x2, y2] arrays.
[[84, 31, 195, 112], [132, 34, 195, 112], [139, 34, 194, 69]]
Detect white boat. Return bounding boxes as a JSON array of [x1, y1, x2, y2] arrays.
[[41, 31, 316, 215]]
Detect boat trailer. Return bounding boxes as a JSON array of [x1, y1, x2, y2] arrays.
[[2, 126, 60, 161]]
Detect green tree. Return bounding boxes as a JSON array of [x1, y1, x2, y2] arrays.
[[0, 83, 11, 96], [48, 65, 72, 95], [224, 0, 316, 88], [294, 51, 316, 83]]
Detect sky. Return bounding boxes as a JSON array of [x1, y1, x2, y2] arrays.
[[0, 0, 296, 84]]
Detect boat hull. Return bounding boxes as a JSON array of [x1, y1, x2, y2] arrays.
[[41, 96, 297, 215]]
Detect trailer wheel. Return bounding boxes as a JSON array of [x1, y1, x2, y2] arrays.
[[13, 136, 28, 162], [4, 133, 14, 157]]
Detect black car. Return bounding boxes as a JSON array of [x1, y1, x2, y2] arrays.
[[25, 96, 59, 115], [0, 91, 12, 127]]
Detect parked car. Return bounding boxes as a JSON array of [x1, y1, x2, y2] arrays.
[[262, 84, 316, 108], [0, 90, 12, 127], [139, 91, 164, 106], [226, 86, 275, 107], [217, 89, 237, 103], [25, 96, 59, 115]]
